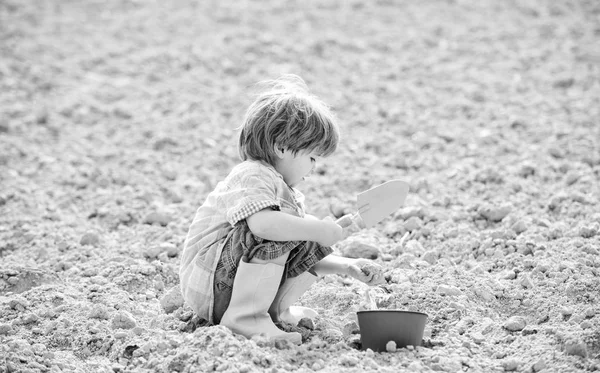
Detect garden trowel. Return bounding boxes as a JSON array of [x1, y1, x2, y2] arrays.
[[337, 180, 410, 229]]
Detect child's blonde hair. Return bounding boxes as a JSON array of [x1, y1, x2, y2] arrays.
[[238, 75, 340, 166]]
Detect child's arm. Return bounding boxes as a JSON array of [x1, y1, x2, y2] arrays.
[[247, 209, 343, 247]]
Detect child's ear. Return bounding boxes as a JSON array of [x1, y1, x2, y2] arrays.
[[274, 145, 286, 159]]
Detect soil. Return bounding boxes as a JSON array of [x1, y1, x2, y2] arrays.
[[1, 0, 600, 372]]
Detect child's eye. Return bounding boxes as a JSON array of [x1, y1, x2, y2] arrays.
[[310, 157, 316, 162]]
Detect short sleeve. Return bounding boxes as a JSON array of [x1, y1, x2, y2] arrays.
[[222, 168, 281, 226]]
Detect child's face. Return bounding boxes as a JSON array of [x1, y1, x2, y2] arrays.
[[274, 148, 319, 187]]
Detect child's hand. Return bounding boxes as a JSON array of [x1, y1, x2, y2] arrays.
[[348, 258, 385, 286], [336, 213, 365, 240], [317, 217, 344, 247]]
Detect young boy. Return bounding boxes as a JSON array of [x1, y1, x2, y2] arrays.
[[179, 75, 384, 345]]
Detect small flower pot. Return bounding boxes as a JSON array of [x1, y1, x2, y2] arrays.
[[357, 310, 428, 352]]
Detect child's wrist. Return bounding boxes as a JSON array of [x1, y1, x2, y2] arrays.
[[342, 257, 355, 276]]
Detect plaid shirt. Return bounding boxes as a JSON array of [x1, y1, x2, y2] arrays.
[[179, 160, 306, 323]]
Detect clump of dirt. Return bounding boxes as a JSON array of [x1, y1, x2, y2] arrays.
[[1, 0, 599, 372]]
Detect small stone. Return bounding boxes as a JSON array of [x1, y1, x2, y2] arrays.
[[403, 216, 422, 231], [80, 232, 100, 246], [340, 355, 359, 367], [579, 224, 598, 238], [311, 361, 324, 371], [503, 359, 519, 371], [111, 311, 137, 329], [160, 286, 184, 314], [500, 269, 517, 280], [339, 240, 380, 259], [564, 338, 587, 357], [114, 331, 128, 339], [0, 323, 13, 335], [164, 243, 179, 257], [532, 359, 546, 372], [584, 307, 596, 318], [473, 286, 496, 302], [560, 307, 573, 317], [143, 212, 173, 226], [9, 296, 30, 311], [22, 313, 39, 324], [144, 246, 163, 259], [517, 162, 536, 177], [421, 251, 437, 265], [89, 304, 111, 320], [385, 340, 397, 353], [396, 206, 424, 220], [478, 204, 511, 222], [503, 316, 526, 331], [381, 253, 393, 262], [342, 321, 359, 336], [510, 220, 528, 234], [436, 284, 462, 296], [519, 274, 534, 289], [298, 317, 315, 330], [158, 252, 169, 263]]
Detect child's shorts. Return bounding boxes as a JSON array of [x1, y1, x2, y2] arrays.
[[212, 220, 332, 323]]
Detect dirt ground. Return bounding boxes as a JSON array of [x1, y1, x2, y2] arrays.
[[1, 0, 600, 372]]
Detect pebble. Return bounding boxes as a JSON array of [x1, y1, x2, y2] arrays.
[[298, 317, 315, 330], [436, 284, 463, 296], [385, 340, 397, 352], [579, 224, 598, 238], [421, 251, 437, 265], [164, 243, 179, 257], [564, 339, 587, 357], [396, 206, 424, 220], [0, 323, 13, 335], [478, 204, 511, 222], [339, 240, 379, 259], [564, 170, 580, 185], [510, 219, 528, 234], [22, 313, 39, 324], [502, 359, 519, 371], [111, 311, 137, 329], [9, 296, 30, 311], [499, 269, 516, 280], [143, 212, 173, 226], [342, 321, 359, 336], [80, 232, 100, 246], [89, 304, 111, 320], [503, 316, 526, 331], [532, 359, 546, 372], [584, 307, 596, 318], [144, 246, 164, 259], [403, 216, 422, 231], [560, 307, 573, 317], [160, 286, 184, 314], [519, 274, 534, 289], [340, 356, 359, 367], [381, 253, 394, 261]]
